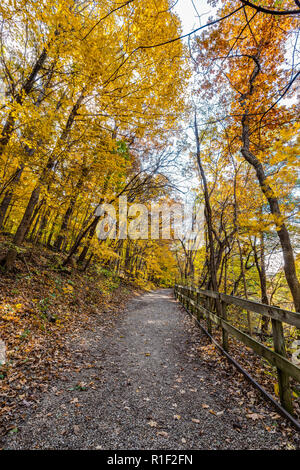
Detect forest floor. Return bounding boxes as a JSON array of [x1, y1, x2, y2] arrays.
[[2, 288, 299, 450], [0, 237, 139, 445]]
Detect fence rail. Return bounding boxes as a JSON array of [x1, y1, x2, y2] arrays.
[[174, 284, 300, 416]]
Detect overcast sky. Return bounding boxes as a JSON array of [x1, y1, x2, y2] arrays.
[[174, 0, 213, 34]]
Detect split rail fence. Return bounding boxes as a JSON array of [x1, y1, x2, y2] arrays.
[[174, 284, 300, 416]]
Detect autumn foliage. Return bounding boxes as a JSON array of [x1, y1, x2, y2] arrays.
[[0, 0, 187, 283]]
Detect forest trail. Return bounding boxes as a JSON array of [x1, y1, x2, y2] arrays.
[[4, 289, 296, 450]]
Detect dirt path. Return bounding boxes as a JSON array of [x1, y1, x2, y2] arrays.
[[4, 289, 298, 449]]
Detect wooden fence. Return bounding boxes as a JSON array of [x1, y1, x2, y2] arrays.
[[174, 284, 300, 415]]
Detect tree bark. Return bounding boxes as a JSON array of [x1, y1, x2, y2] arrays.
[[0, 166, 24, 229], [54, 167, 87, 251], [252, 233, 271, 334], [0, 48, 48, 157], [237, 239, 252, 335], [14, 186, 41, 245], [194, 113, 218, 293]]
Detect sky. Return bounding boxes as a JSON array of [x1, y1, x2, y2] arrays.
[[174, 0, 213, 34], [160, 2, 214, 223], [160, 1, 214, 208]]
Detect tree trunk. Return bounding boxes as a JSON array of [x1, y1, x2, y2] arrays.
[[55, 204, 74, 251], [241, 123, 300, 313], [63, 215, 100, 266], [194, 113, 218, 294], [1, 90, 85, 270], [237, 239, 252, 335], [0, 48, 48, 157], [252, 233, 270, 334], [240, 55, 300, 313], [14, 186, 41, 245], [0, 185, 40, 270], [0, 166, 24, 229], [0, 190, 14, 230], [54, 167, 87, 251]]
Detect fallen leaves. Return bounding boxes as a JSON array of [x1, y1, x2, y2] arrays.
[[62, 285, 74, 294], [148, 420, 157, 427], [0, 244, 138, 440], [246, 413, 264, 421], [73, 425, 80, 435], [8, 426, 18, 434], [156, 431, 168, 438]]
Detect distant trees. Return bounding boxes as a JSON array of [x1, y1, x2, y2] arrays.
[[0, 0, 188, 283], [183, 0, 300, 313]]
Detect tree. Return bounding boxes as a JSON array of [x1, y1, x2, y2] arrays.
[[0, 0, 188, 270], [193, 0, 300, 311]]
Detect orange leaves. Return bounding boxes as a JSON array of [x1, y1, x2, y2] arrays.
[[0, 303, 23, 323], [62, 285, 74, 295]]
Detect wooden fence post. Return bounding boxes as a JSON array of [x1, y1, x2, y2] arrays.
[[186, 289, 189, 310], [220, 299, 229, 352], [189, 290, 192, 312], [271, 318, 293, 414], [175, 286, 300, 418], [192, 289, 197, 316], [205, 297, 212, 335], [184, 288, 187, 309], [196, 291, 202, 321]]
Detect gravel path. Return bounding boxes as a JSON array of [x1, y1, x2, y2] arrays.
[[4, 289, 298, 449]]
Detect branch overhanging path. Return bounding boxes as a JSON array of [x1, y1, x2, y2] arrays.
[[81, 2, 300, 107], [82, 5, 246, 87]]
